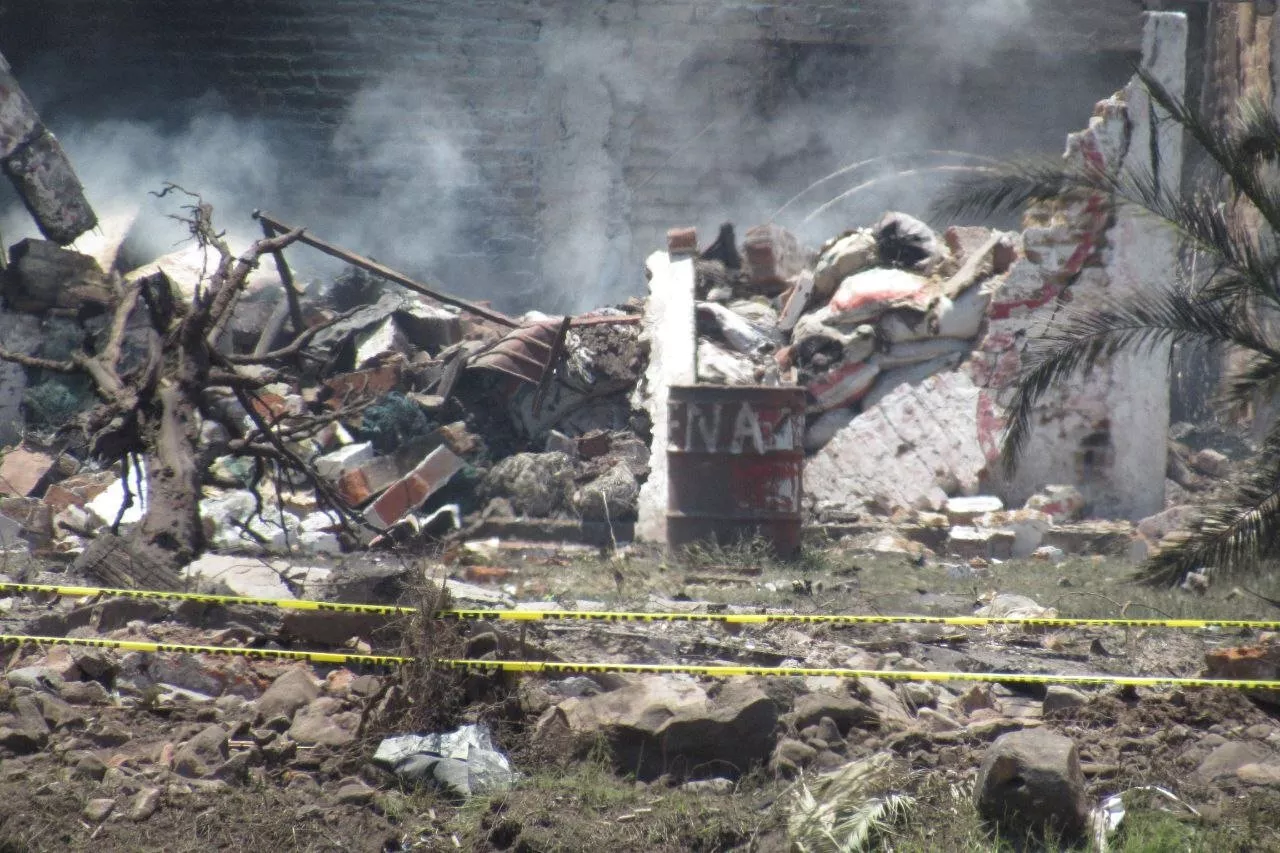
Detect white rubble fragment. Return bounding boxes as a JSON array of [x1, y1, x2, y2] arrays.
[[85, 462, 147, 528], [313, 443, 374, 481], [183, 553, 294, 599], [354, 316, 411, 368], [945, 495, 1005, 523], [697, 302, 773, 355]]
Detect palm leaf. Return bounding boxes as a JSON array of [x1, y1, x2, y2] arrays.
[[1137, 422, 1280, 585], [1000, 288, 1280, 474]]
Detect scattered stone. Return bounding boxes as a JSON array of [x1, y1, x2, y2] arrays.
[[334, 778, 376, 805], [83, 798, 115, 822], [1196, 741, 1277, 783], [127, 787, 162, 821], [945, 496, 1004, 524], [1235, 763, 1280, 787], [288, 698, 359, 747], [785, 691, 879, 734], [536, 676, 777, 781], [257, 668, 321, 722], [173, 724, 229, 779], [681, 777, 734, 795], [976, 730, 1088, 840], [1042, 686, 1087, 714], [1023, 485, 1085, 522]]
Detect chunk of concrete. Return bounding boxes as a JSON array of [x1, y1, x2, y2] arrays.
[[807, 371, 990, 516], [945, 495, 1004, 524], [183, 554, 294, 600]]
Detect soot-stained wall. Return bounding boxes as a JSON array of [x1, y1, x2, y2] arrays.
[[0, 1, 1147, 312]]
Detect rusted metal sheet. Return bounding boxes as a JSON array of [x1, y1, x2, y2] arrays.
[[468, 316, 572, 391], [666, 385, 805, 557]]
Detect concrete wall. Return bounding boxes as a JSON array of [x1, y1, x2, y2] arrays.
[[1, 1, 1146, 312]]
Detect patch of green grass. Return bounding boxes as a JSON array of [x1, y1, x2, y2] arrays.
[[443, 752, 778, 853]]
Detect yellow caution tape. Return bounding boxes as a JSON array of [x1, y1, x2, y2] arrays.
[[3, 580, 1279, 632], [0, 632, 1277, 691]]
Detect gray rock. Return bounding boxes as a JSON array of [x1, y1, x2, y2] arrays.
[[976, 729, 1088, 840], [536, 676, 777, 782], [34, 692, 84, 730], [774, 738, 817, 766], [334, 779, 375, 805], [572, 461, 639, 521], [681, 777, 734, 795], [60, 680, 111, 705], [785, 691, 879, 734], [1042, 686, 1088, 714], [6, 666, 63, 694], [288, 698, 359, 747], [174, 724, 229, 779], [256, 668, 320, 722], [83, 798, 115, 822], [74, 752, 107, 781], [1196, 741, 1277, 783], [482, 452, 574, 517], [815, 716, 844, 746], [127, 787, 161, 821]]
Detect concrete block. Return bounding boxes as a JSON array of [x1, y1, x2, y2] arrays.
[[354, 316, 410, 368], [2, 129, 97, 245], [313, 442, 374, 481], [807, 371, 989, 516], [945, 496, 1004, 524], [183, 553, 294, 600], [364, 445, 465, 530], [635, 250, 695, 544], [947, 526, 1015, 560]]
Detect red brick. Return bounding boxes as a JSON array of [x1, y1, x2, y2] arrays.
[[463, 566, 516, 584], [576, 430, 611, 460], [335, 456, 402, 507], [43, 469, 116, 511], [0, 448, 56, 497], [363, 445, 465, 529], [324, 361, 403, 409]]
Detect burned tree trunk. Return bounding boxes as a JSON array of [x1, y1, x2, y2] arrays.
[[0, 186, 370, 588]]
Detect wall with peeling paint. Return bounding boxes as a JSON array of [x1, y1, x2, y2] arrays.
[[0, 1, 1143, 313]]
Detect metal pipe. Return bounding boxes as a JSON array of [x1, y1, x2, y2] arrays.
[[253, 210, 521, 328]]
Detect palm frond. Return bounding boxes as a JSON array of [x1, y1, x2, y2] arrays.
[[787, 754, 917, 853], [1138, 65, 1280, 234], [1221, 353, 1280, 414], [1136, 423, 1280, 585], [1231, 94, 1280, 166], [1001, 288, 1280, 474], [930, 158, 1106, 223]]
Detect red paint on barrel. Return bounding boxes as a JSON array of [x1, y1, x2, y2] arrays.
[[667, 385, 805, 557]]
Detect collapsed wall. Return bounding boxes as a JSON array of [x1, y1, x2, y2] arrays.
[[806, 12, 1185, 523]]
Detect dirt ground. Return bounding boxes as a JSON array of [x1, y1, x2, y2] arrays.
[[2, 540, 1280, 852]]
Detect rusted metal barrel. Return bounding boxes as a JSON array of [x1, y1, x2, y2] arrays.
[[667, 385, 805, 557]]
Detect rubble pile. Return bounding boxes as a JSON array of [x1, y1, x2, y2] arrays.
[[0, 220, 650, 564], [690, 213, 1015, 455]]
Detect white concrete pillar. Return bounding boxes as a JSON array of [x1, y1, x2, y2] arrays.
[[635, 233, 697, 544]]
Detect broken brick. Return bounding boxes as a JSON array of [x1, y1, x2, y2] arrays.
[[43, 469, 117, 511], [363, 445, 465, 530], [335, 456, 403, 507], [324, 362, 403, 408], [0, 447, 56, 497]]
